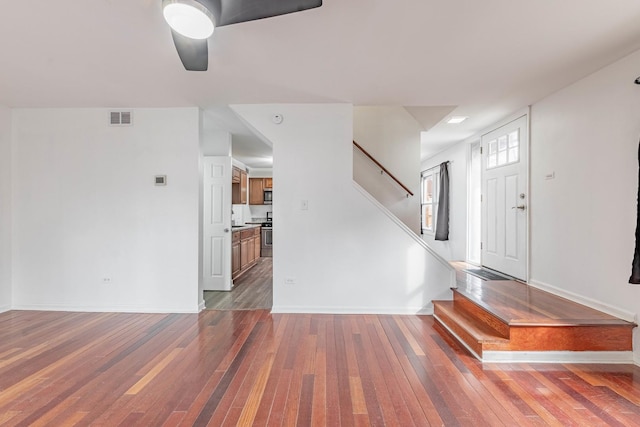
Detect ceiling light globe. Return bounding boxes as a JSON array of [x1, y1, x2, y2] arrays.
[[162, 0, 214, 40]]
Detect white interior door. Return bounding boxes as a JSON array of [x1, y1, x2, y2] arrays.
[[203, 156, 232, 291], [481, 115, 528, 280]]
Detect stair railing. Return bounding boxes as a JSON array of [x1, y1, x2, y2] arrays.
[[353, 140, 414, 197]]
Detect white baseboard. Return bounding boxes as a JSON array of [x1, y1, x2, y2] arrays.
[[271, 305, 434, 315], [0, 304, 11, 314], [198, 299, 206, 312], [483, 350, 634, 364], [528, 279, 637, 323], [11, 303, 201, 314]]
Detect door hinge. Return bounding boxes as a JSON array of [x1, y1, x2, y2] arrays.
[[480, 194, 483, 202], [480, 146, 483, 155], [480, 242, 483, 250]]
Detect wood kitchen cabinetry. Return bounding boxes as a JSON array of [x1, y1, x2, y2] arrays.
[[249, 178, 272, 205], [232, 231, 241, 278], [249, 178, 264, 205], [232, 226, 261, 280], [252, 227, 261, 260], [232, 167, 247, 204]]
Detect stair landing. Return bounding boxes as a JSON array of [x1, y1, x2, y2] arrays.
[[433, 263, 636, 363]]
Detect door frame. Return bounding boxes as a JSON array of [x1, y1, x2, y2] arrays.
[[466, 140, 482, 265]]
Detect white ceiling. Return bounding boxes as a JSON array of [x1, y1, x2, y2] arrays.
[[202, 106, 273, 168], [2, 0, 640, 165]]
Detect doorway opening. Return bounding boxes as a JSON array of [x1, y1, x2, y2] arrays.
[[203, 169, 274, 311]]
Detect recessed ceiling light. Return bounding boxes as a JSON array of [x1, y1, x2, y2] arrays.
[[447, 116, 468, 124]]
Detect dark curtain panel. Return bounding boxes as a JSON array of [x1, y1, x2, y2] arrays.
[[630, 141, 640, 284], [435, 162, 450, 241]]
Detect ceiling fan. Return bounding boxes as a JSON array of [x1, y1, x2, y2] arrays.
[[162, 0, 322, 71]]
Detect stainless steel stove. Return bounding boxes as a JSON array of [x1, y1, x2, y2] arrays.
[[261, 220, 272, 257]]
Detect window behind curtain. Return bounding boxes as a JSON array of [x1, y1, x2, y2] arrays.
[[421, 168, 439, 233]]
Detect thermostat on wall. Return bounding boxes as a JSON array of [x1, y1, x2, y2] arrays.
[[155, 175, 167, 186]]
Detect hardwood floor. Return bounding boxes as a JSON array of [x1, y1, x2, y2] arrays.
[[204, 257, 272, 310], [0, 309, 638, 426]]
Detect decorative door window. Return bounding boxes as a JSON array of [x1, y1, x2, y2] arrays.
[[486, 130, 520, 169]]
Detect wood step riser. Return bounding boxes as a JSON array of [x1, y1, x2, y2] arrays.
[[453, 291, 510, 338], [509, 325, 634, 352], [434, 304, 484, 357]]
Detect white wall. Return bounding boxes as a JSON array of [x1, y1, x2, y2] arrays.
[[201, 129, 232, 156], [421, 140, 469, 261], [530, 48, 640, 363], [353, 107, 422, 233], [249, 168, 273, 178], [247, 205, 272, 221], [0, 106, 11, 312], [232, 104, 453, 314], [12, 108, 201, 312]]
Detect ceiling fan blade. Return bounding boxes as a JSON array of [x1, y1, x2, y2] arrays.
[[164, 0, 321, 71], [170, 29, 208, 71], [212, 0, 322, 27]]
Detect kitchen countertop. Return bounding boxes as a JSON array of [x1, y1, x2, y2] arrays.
[[231, 224, 261, 231]]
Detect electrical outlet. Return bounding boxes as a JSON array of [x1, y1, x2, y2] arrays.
[[102, 277, 112, 283], [284, 277, 296, 285]]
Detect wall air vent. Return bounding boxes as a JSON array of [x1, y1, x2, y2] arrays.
[[109, 111, 133, 126]]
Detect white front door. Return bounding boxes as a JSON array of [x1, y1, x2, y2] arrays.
[[481, 115, 528, 280], [203, 156, 232, 291]]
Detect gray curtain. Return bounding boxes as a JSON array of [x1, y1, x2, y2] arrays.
[[435, 162, 449, 241], [630, 141, 640, 284]]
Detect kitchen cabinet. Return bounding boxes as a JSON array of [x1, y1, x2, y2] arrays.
[[232, 167, 247, 204], [232, 232, 241, 278], [240, 237, 250, 269], [232, 226, 262, 280], [249, 178, 272, 205], [249, 178, 264, 205], [241, 170, 247, 203], [253, 227, 261, 259]]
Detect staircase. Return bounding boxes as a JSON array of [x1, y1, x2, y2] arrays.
[[433, 264, 636, 363]]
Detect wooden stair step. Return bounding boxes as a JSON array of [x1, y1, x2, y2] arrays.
[[433, 300, 510, 357], [452, 290, 510, 338], [451, 272, 635, 328], [436, 263, 637, 359]]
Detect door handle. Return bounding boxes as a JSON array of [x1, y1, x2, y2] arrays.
[[224, 228, 230, 232], [511, 205, 526, 211]]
